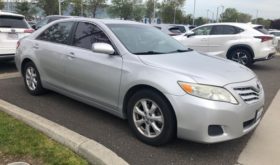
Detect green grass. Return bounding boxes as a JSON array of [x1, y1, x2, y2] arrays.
[[0, 111, 89, 165]]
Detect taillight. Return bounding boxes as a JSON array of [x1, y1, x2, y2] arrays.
[[254, 36, 273, 42], [24, 29, 34, 33], [16, 41, 20, 49]]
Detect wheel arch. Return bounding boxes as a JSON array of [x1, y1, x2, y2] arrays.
[[122, 84, 177, 125], [21, 58, 34, 76], [226, 44, 255, 59]]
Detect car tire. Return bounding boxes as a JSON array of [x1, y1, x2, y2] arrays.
[[127, 89, 176, 146], [228, 48, 253, 67], [23, 62, 46, 95]]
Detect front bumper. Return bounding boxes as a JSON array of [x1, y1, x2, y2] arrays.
[[167, 78, 265, 143], [0, 54, 15, 60]]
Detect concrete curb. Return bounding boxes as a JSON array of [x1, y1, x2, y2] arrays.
[[238, 90, 280, 165], [0, 100, 129, 165], [0, 72, 21, 80]]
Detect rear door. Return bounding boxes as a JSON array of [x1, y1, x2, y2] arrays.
[[34, 21, 75, 87], [207, 25, 242, 56], [0, 15, 31, 55]]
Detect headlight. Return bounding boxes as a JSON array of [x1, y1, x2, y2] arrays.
[[178, 82, 238, 104]]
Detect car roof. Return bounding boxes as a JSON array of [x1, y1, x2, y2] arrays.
[[46, 15, 75, 18], [195, 22, 263, 29], [60, 17, 143, 25], [0, 11, 24, 18]]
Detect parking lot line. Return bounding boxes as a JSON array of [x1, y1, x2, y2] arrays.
[[0, 72, 21, 80], [238, 90, 280, 165]]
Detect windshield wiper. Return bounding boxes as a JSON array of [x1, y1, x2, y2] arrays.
[[134, 51, 165, 55], [169, 48, 193, 53]]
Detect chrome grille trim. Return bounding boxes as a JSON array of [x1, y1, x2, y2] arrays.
[[234, 86, 261, 104]]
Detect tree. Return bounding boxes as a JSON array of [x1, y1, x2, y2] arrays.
[[108, 0, 133, 19], [87, 0, 107, 18], [133, 4, 145, 21], [70, 0, 82, 16], [221, 8, 252, 23], [37, 0, 68, 15], [146, 0, 155, 20], [252, 18, 271, 28], [221, 8, 239, 22], [159, 0, 186, 24], [0, 0, 4, 10], [237, 13, 252, 23], [15, 1, 30, 18], [271, 19, 280, 30]]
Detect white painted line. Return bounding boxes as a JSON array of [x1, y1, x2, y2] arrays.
[[0, 72, 21, 80], [238, 90, 280, 165], [0, 100, 129, 165]]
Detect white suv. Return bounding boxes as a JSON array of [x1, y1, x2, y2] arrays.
[[0, 11, 33, 61], [174, 23, 276, 66]]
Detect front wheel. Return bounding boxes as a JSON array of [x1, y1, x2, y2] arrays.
[[228, 49, 253, 67], [127, 90, 176, 146], [23, 62, 46, 95]]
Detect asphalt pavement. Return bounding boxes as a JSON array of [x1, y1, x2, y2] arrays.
[[0, 57, 279, 165]]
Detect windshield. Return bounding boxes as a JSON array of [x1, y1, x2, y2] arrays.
[[107, 24, 189, 55], [0, 16, 29, 28]]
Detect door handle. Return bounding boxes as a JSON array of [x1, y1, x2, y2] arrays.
[[201, 38, 207, 41], [67, 52, 76, 59], [33, 44, 39, 49]]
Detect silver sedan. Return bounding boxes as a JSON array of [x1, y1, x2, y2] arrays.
[[15, 18, 265, 145]]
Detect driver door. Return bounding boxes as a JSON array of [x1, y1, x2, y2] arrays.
[[63, 22, 123, 109]]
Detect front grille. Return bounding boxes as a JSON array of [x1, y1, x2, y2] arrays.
[[234, 86, 261, 104]]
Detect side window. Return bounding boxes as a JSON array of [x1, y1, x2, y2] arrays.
[[211, 25, 244, 35], [73, 22, 111, 50], [193, 26, 212, 35], [37, 21, 74, 44]]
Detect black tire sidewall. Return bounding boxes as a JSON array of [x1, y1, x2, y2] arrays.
[[23, 62, 45, 95], [127, 90, 176, 146], [229, 49, 253, 67]]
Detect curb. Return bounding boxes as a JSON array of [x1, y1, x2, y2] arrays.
[[0, 100, 129, 165], [238, 90, 280, 165]]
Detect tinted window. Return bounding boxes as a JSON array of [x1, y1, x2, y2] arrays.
[[0, 16, 29, 28], [73, 22, 111, 50], [210, 25, 243, 35], [193, 26, 212, 35], [254, 26, 269, 34], [270, 32, 280, 36], [37, 21, 74, 44]]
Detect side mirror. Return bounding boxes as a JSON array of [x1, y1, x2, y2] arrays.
[[185, 31, 195, 38], [92, 43, 115, 55]]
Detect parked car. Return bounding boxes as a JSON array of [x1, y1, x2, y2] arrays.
[[174, 23, 276, 66], [153, 24, 190, 36], [269, 30, 280, 51], [32, 15, 73, 30], [0, 11, 33, 61], [15, 18, 264, 145]]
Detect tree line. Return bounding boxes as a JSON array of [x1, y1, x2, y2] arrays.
[[0, 0, 279, 29]]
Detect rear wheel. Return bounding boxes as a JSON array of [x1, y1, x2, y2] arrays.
[[23, 62, 46, 95], [228, 48, 253, 67], [127, 90, 176, 146]]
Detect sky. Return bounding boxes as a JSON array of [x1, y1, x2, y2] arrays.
[[182, 0, 280, 19]]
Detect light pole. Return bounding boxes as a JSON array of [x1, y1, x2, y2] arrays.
[[59, 0, 61, 15], [192, 0, 196, 25], [81, 0, 83, 16]]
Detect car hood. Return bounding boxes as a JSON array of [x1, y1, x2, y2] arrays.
[[138, 51, 256, 86]]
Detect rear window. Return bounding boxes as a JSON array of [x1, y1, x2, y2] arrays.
[[254, 26, 269, 34], [0, 16, 29, 28]]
